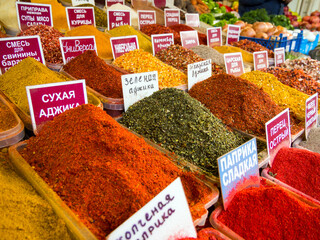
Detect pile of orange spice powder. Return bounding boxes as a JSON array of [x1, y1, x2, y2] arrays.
[[21, 104, 212, 239]]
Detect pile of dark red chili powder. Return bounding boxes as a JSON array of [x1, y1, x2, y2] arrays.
[[218, 183, 320, 239], [63, 50, 123, 98], [269, 147, 320, 202], [21, 104, 211, 240]]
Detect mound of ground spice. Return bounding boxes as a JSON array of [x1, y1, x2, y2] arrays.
[[64, 50, 123, 98], [140, 23, 180, 39], [21, 104, 212, 240], [168, 24, 207, 45], [0, 100, 17, 132], [230, 39, 274, 58]]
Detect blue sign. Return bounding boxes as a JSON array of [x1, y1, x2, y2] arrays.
[[218, 138, 259, 209]]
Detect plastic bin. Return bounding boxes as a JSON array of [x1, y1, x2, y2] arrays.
[[0, 95, 25, 148], [295, 32, 319, 55]]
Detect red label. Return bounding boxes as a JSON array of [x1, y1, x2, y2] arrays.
[[16, 2, 53, 31], [305, 93, 318, 138], [224, 52, 244, 77], [106, 0, 125, 7], [253, 51, 268, 71], [185, 14, 200, 28], [153, 0, 166, 8], [180, 31, 199, 49], [59, 36, 97, 64], [164, 9, 180, 27], [265, 109, 291, 166], [26, 80, 88, 133], [226, 24, 240, 45], [0, 36, 45, 74], [207, 27, 222, 47], [107, 10, 131, 30], [151, 33, 174, 55], [138, 10, 156, 30], [274, 47, 285, 67], [110, 36, 139, 59], [66, 7, 95, 29]]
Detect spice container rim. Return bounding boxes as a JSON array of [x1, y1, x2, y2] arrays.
[[8, 141, 98, 240], [292, 135, 313, 151], [0, 95, 25, 148], [209, 177, 320, 240], [46, 61, 63, 72], [261, 168, 320, 206]]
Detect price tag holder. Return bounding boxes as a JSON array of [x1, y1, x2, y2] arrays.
[[107, 10, 131, 30], [122, 71, 159, 111], [218, 138, 259, 210], [185, 13, 200, 28], [253, 51, 268, 71], [265, 108, 291, 167], [66, 7, 95, 29], [226, 24, 240, 45], [164, 9, 180, 27], [187, 59, 212, 90], [224, 52, 244, 77], [59, 36, 97, 64], [26, 80, 88, 133], [72, 0, 95, 6], [0, 36, 45, 74], [151, 33, 174, 55], [16, 2, 53, 31], [274, 47, 285, 67], [207, 27, 222, 47], [137, 10, 156, 30], [110, 35, 139, 59], [180, 31, 199, 49], [107, 178, 197, 240], [105, 0, 124, 7], [305, 93, 318, 139]]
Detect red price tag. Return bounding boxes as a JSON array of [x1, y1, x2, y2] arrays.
[[274, 47, 285, 67], [164, 9, 180, 27], [253, 51, 268, 71], [180, 31, 199, 49], [151, 33, 174, 55], [226, 24, 240, 45], [185, 13, 200, 28], [305, 93, 318, 138], [137, 10, 156, 30], [224, 52, 244, 77], [105, 0, 124, 7], [107, 10, 131, 30], [265, 109, 291, 166], [110, 35, 139, 59], [0, 36, 45, 74], [16, 2, 53, 31], [66, 7, 95, 29], [207, 27, 222, 47]]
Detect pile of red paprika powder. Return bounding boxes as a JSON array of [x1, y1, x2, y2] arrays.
[[217, 181, 320, 240], [268, 147, 320, 202], [21, 104, 212, 240]]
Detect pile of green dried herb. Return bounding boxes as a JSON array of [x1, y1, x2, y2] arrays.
[[120, 88, 245, 176]]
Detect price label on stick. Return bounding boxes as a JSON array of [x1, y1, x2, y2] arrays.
[[253, 51, 269, 71], [224, 52, 244, 77], [265, 108, 291, 167], [305, 93, 318, 139], [185, 13, 200, 28], [164, 9, 180, 27], [151, 33, 174, 55], [110, 35, 139, 59], [218, 138, 259, 210], [180, 31, 199, 49], [107, 178, 197, 240], [66, 7, 95, 29], [274, 47, 285, 67], [207, 27, 222, 47], [0, 36, 45, 74], [59, 36, 97, 64], [105, 0, 124, 7], [138, 10, 156, 30], [226, 24, 240, 45], [26, 80, 88, 134], [16, 2, 53, 31], [122, 71, 159, 111], [107, 10, 131, 30], [72, 0, 95, 6], [188, 59, 212, 90]]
